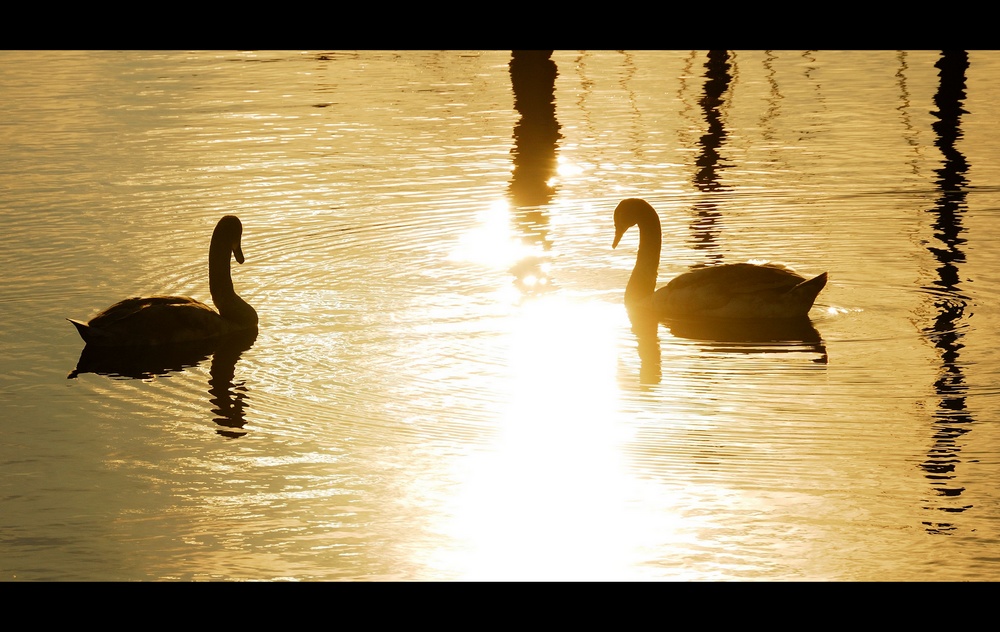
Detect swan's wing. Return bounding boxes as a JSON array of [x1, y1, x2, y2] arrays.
[[82, 296, 230, 344], [87, 296, 205, 329], [656, 264, 809, 314], [666, 263, 806, 295]]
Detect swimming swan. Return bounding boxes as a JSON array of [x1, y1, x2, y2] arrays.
[[68, 215, 258, 346], [613, 198, 827, 319]]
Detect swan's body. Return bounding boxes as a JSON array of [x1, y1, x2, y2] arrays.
[[613, 198, 827, 319], [68, 215, 258, 346]]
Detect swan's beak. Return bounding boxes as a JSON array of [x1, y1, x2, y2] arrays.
[[612, 228, 624, 249], [233, 242, 245, 265]]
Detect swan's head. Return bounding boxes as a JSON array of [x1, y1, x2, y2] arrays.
[[612, 198, 654, 249], [214, 215, 245, 264]]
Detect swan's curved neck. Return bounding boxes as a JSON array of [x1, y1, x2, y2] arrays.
[[209, 237, 258, 326], [626, 209, 662, 306]]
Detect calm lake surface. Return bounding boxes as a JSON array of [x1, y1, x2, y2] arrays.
[[2, 50, 999, 581]]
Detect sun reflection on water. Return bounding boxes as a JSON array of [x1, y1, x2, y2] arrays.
[[432, 196, 695, 579], [422, 295, 676, 580], [449, 199, 536, 269]]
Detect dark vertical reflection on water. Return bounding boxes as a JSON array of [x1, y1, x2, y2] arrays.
[[209, 330, 257, 439], [628, 51, 736, 385], [759, 51, 782, 142], [689, 50, 731, 265], [508, 50, 561, 255], [921, 50, 974, 534], [674, 52, 701, 150], [895, 51, 922, 175], [629, 308, 662, 386], [616, 51, 644, 156]]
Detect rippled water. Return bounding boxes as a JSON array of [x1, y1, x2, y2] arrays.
[[2, 50, 999, 581]]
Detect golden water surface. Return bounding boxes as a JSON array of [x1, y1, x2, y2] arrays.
[[1, 50, 999, 580]]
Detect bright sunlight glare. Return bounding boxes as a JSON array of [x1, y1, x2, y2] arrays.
[[449, 199, 540, 270], [426, 295, 665, 580]]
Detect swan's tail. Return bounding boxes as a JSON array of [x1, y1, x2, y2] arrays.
[[67, 318, 93, 343], [789, 272, 828, 308]]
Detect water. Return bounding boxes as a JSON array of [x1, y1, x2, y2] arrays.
[[2, 50, 999, 581]]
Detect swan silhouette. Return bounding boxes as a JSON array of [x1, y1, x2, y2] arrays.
[[613, 198, 827, 319], [68, 215, 258, 346]]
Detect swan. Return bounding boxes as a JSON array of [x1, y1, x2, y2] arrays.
[[68, 215, 258, 346], [613, 198, 827, 319]]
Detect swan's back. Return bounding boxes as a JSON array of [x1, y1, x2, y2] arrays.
[[69, 296, 233, 346], [654, 263, 827, 319]]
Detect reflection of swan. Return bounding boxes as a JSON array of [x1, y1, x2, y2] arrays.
[[68, 329, 257, 437], [68, 216, 258, 346], [666, 316, 822, 344], [613, 199, 827, 319], [665, 315, 828, 363], [69, 336, 216, 380], [207, 330, 257, 437], [67, 328, 257, 381], [626, 308, 662, 385]]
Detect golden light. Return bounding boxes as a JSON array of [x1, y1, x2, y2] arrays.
[[448, 199, 536, 270], [425, 295, 669, 580], [555, 155, 584, 178]]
